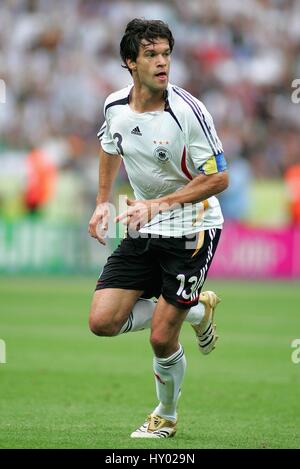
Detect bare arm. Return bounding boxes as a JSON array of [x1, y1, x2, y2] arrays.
[[96, 146, 122, 204], [116, 171, 229, 229], [161, 171, 229, 207], [88, 146, 122, 244]]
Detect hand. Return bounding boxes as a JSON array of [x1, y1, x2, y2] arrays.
[[115, 197, 160, 231], [88, 202, 110, 245]]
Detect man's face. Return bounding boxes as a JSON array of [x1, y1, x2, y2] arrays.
[[131, 38, 171, 91]]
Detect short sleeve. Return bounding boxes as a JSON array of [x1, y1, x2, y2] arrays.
[[96, 119, 119, 155], [188, 100, 227, 175]]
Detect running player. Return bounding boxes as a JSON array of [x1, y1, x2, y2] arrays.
[[88, 18, 229, 438]]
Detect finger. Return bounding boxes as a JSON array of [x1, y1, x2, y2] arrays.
[[88, 224, 97, 237], [126, 197, 134, 206], [88, 217, 100, 232], [93, 230, 107, 245], [115, 212, 125, 223], [97, 237, 106, 246], [120, 215, 131, 226], [115, 207, 135, 223], [89, 221, 106, 243]]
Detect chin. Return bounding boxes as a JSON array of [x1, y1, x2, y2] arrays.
[[156, 81, 168, 91], [148, 79, 168, 93]]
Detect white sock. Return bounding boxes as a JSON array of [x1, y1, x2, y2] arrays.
[[152, 344, 186, 422], [119, 299, 205, 334], [119, 298, 154, 333], [186, 301, 205, 325]]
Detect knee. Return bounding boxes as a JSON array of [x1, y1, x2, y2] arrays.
[[150, 332, 170, 356], [89, 313, 121, 337]]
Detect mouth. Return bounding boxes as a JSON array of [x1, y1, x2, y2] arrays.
[[155, 71, 168, 81]]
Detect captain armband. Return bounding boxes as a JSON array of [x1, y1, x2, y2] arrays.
[[199, 153, 227, 175]]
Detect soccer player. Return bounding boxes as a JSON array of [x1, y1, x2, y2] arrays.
[[88, 18, 229, 438]]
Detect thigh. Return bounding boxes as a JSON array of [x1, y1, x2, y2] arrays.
[[90, 288, 143, 325], [95, 236, 160, 298], [157, 228, 221, 309]]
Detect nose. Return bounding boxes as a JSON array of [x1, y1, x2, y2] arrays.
[[157, 54, 167, 66]]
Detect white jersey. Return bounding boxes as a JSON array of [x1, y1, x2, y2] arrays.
[[97, 83, 227, 236]]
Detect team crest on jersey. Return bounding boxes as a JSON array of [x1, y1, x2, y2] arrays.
[[153, 146, 172, 164]]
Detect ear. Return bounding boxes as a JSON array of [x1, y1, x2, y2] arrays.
[[126, 58, 137, 72]]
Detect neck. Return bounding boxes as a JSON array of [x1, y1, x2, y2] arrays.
[[130, 84, 166, 113]]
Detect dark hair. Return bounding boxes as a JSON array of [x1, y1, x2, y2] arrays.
[[120, 18, 174, 74]]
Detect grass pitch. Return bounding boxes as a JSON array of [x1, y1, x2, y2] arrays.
[[0, 277, 299, 449]]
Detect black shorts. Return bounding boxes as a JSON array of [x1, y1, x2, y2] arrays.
[[95, 229, 221, 310]]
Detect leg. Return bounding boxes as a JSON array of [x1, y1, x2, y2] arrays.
[[96, 231, 220, 338], [113, 295, 211, 335], [113, 294, 218, 340], [151, 297, 187, 424], [131, 296, 188, 438], [150, 295, 187, 358], [89, 235, 157, 336], [119, 297, 157, 334], [160, 228, 222, 355], [130, 230, 222, 438], [89, 288, 143, 336]]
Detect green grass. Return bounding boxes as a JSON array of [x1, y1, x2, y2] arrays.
[[0, 277, 299, 449]]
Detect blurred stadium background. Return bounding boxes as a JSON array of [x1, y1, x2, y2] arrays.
[[0, 0, 300, 449]]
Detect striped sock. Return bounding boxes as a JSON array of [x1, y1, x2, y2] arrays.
[[119, 300, 204, 334], [119, 298, 155, 333], [153, 344, 186, 421]]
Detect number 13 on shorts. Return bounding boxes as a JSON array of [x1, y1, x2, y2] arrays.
[[176, 274, 200, 301]]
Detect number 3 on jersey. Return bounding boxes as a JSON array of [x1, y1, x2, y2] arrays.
[[113, 132, 124, 156]]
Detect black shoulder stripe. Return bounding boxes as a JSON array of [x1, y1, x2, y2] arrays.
[[105, 96, 129, 114], [164, 99, 182, 131]]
